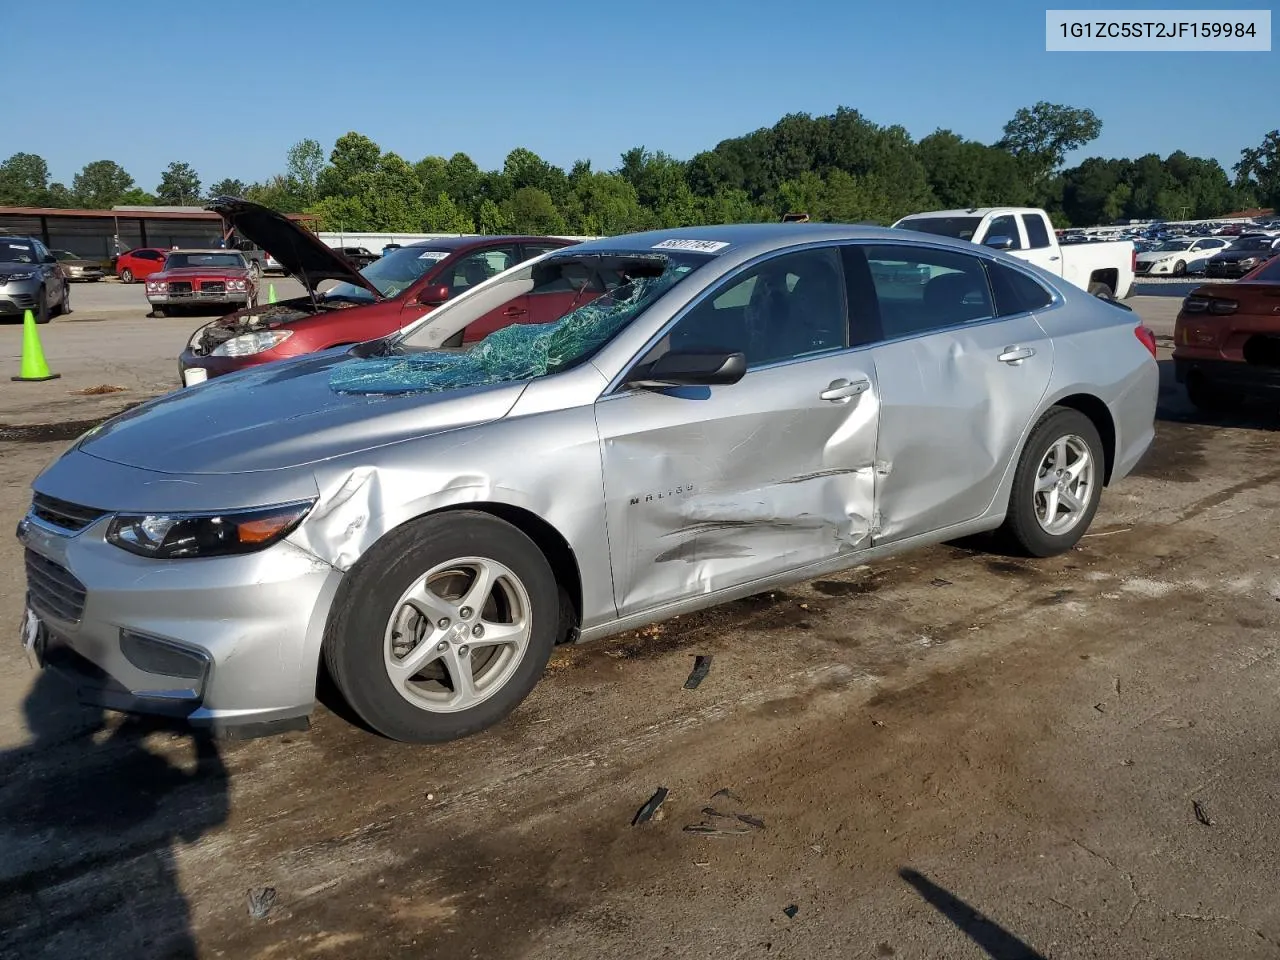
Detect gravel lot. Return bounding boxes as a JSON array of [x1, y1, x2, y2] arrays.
[[2, 295, 1280, 960]]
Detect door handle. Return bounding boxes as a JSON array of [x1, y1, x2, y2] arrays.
[[504, 306, 528, 317], [998, 346, 1036, 364], [1048, 255, 1060, 261], [819, 378, 870, 402]]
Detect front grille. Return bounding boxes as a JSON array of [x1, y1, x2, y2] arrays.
[[169, 281, 193, 294], [26, 549, 87, 624], [31, 493, 108, 532], [201, 281, 225, 294]]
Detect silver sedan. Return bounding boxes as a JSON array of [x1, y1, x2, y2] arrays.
[[19, 224, 1158, 742]]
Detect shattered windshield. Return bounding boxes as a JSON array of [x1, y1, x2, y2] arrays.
[[894, 216, 984, 241], [324, 245, 453, 303], [329, 251, 710, 395]]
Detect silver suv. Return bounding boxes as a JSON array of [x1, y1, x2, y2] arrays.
[[0, 235, 70, 323]]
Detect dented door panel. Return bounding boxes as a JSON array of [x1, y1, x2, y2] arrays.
[[595, 353, 880, 618], [870, 315, 1054, 543]]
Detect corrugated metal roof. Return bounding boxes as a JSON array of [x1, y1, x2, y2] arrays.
[[0, 205, 315, 222]]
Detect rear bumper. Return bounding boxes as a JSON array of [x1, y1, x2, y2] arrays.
[[1174, 357, 1280, 393]]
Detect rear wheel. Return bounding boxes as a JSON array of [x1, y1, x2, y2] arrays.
[[1000, 407, 1104, 557], [323, 511, 559, 743], [1087, 281, 1113, 299]]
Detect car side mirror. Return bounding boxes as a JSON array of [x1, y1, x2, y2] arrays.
[[626, 350, 747, 389], [983, 235, 1014, 251], [417, 283, 451, 306]]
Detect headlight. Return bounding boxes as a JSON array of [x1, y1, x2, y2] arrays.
[[1239, 257, 1259, 268], [227, 278, 247, 292], [211, 329, 293, 357], [147, 281, 168, 293], [106, 501, 314, 559]]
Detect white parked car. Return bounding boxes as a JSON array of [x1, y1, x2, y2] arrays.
[[1135, 237, 1232, 277], [893, 207, 1135, 299]]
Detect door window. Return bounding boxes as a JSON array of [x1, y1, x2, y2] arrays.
[[987, 215, 1023, 250], [858, 245, 996, 340], [659, 247, 847, 368], [441, 246, 517, 296], [1021, 213, 1052, 249]]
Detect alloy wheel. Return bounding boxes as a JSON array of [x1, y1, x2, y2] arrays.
[[1033, 435, 1095, 535]]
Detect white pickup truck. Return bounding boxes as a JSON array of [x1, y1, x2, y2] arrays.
[[892, 207, 1136, 300]]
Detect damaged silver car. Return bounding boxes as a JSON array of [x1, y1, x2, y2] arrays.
[[18, 224, 1159, 743]]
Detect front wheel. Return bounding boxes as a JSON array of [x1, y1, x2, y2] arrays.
[[1000, 407, 1104, 557], [323, 510, 560, 743], [1173, 260, 1187, 277], [34, 288, 51, 324], [120, 268, 134, 283]]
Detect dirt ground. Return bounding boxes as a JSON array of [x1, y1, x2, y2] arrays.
[[3, 297, 1279, 960]]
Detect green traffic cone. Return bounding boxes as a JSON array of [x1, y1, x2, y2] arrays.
[[11, 309, 59, 382], [268, 283, 277, 304]]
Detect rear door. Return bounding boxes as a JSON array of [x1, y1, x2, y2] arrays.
[[850, 242, 1055, 544], [595, 245, 880, 618]]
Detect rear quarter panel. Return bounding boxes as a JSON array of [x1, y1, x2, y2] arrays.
[[1033, 298, 1157, 484]]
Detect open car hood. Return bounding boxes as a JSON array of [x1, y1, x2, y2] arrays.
[[205, 196, 382, 298]]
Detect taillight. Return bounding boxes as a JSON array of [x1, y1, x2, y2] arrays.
[[1131, 247, 1137, 273], [1134, 324, 1157, 358]]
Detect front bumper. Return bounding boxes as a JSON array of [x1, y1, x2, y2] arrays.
[[177, 345, 281, 385], [17, 506, 343, 738], [1206, 262, 1262, 279], [150, 293, 251, 308], [0, 281, 43, 315]]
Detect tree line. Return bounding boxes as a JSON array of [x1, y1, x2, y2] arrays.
[[1, 104, 1277, 233]]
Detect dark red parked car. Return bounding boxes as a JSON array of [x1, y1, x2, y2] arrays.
[[178, 198, 580, 386], [116, 247, 170, 283]]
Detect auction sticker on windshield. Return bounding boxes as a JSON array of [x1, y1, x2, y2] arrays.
[[418, 251, 451, 261], [652, 239, 730, 253]]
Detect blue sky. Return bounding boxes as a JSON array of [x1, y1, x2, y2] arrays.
[[10, 0, 1275, 191]]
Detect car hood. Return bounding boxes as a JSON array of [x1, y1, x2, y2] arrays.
[[1211, 249, 1273, 261], [205, 196, 381, 299], [75, 350, 527, 475]]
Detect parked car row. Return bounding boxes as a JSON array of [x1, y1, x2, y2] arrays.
[[19, 198, 1161, 746]]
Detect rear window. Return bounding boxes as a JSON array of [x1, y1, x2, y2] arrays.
[[987, 261, 1054, 315], [895, 216, 984, 242], [164, 253, 245, 269]]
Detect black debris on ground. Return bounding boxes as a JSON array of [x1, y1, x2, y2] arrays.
[[684, 655, 713, 690], [632, 786, 669, 826]]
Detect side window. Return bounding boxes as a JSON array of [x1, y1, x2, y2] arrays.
[[862, 245, 995, 339], [1021, 214, 1052, 249], [987, 215, 1023, 250], [986, 261, 1054, 316], [522, 243, 566, 261], [441, 246, 517, 296], [662, 247, 847, 368]]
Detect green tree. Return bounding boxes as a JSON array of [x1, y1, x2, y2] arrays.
[[1235, 130, 1280, 209], [424, 192, 475, 233], [502, 187, 564, 234], [477, 198, 507, 235], [156, 161, 202, 205], [318, 132, 382, 198], [285, 138, 325, 206], [207, 178, 246, 198], [0, 153, 51, 205], [445, 153, 484, 213], [72, 160, 135, 208], [115, 187, 158, 206], [996, 101, 1103, 185]]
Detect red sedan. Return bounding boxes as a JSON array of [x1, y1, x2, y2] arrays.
[[178, 198, 581, 386], [115, 247, 170, 283]]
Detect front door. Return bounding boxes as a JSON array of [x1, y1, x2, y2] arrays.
[[595, 246, 880, 618], [851, 242, 1055, 544]]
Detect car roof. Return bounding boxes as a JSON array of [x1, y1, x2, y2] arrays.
[[402, 235, 577, 252], [561, 222, 993, 262]]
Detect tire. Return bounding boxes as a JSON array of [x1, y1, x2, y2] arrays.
[[58, 283, 71, 316], [120, 268, 134, 283], [152, 307, 167, 318], [248, 260, 262, 280], [323, 510, 559, 743], [34, 288, 51, 324], [1186, 373, 1243, 414], [1173, 260, 1186, 277], [1087, 281, 1113, 299], [1000, 407, 1104, 558]]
